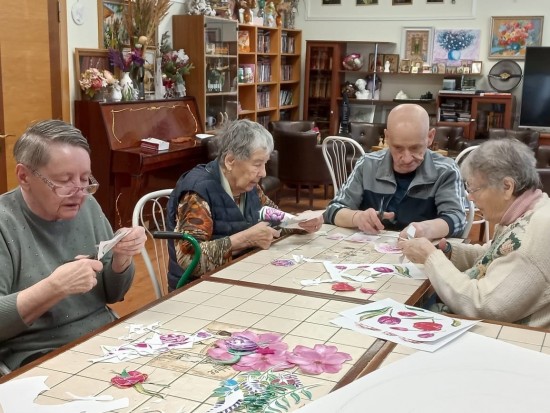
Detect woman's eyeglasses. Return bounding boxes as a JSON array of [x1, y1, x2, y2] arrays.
[[31, 169, 99, 197], [464, 182, 487, 195]]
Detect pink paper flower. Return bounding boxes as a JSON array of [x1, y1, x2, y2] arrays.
[[287, 344, 352, 375], [111, 370, 148, 388], [234, 351, 294, 372], [207, 330, 288, 364]]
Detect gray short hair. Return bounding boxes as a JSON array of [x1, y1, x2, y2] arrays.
[[216, 119, 273, 162], [461, 138, 540, 196], [14, 120, 90, 169]]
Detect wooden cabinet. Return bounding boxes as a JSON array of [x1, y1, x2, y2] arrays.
[[173, 15, 238, 132], [237, 25, 301, 128], [436, 93, 515, 139], [303, 40, 397, 136]]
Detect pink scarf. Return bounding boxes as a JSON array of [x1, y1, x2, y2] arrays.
[[499, 189, 543, 226]]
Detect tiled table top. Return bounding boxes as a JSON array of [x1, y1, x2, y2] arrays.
[[207, 225, 426, 304], [6, 280, 386, 413]]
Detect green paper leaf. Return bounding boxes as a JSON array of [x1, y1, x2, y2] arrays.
[[452, 319, 462, 327], [357, 306, 391, 321], [290, 392, 300, 403], [134, 383, 165, 399], [301, 389, 313, 400]]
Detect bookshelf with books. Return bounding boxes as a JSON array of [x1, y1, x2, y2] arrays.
[[237, 25, 301, 128], [304, 40, 396, 136], [173, 15, 238, 132], [436, 93, 514, 139]]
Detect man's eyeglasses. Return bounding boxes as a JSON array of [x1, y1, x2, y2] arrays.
[[464, 182, 487, 195], [31, 169, 99, 197]]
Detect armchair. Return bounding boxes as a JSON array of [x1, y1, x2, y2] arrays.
[[432, 126, 468, 152], [272, 128, 332, 207], [204, 136, 282, 203], [269, 120, 316, 134], [487, 128, 540, 151], [348, 122, 386, 152]]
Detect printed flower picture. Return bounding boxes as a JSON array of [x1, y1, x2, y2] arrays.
[[489, 16, 544, 59], [432, 29, 481, 65]]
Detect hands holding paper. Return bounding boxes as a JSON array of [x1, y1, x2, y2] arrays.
[[110, 226, 146, 273], [347, 208, 395, 234]]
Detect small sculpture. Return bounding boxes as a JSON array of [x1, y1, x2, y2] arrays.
[[188, 0, 216, 16], [384, 60, 390, 73], [355, 78, 371, 100], [395, 90, 409, 100]]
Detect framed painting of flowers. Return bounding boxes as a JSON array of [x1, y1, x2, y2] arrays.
[[489, 16, 544, 60], [432, 29, 481, 66]]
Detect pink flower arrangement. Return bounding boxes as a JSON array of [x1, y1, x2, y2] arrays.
[[497, 21, 534, 47], [207, 330, 352, 375], [79, 68, 115, 98]]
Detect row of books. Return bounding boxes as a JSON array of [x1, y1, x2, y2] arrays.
[[257, 86, 271, 109], [257, 114, 271, 129], [281, 64, 293, 81], [309, 48, 332, 71], [279, 89, 293, 106], [477, 110, 505, 131], [309, 76, 331, 99], [258, 30, 271, 53], [281, 33, 296, 54], [257, 57, 272, 82]]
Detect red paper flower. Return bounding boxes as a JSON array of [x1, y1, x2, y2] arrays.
[[111, 370, 148, 388], [332, 282, 356, 292]]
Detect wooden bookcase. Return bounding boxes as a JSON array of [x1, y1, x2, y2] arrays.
[[173, 15, 238, 132], [237, 24, 302, 128], [436, 93, 515, 139]]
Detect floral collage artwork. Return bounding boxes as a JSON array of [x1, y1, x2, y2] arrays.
[[332, 298, 478, 352]]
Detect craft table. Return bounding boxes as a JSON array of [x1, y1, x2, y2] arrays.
[[205, 225, 430, 306], [0, 279, 393, 412]]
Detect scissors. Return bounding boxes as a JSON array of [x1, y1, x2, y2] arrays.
[[64, 228, 131, 263], [377, 197, 385, 221]]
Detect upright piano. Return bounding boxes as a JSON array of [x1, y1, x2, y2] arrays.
[[74, 98, 208, 227]]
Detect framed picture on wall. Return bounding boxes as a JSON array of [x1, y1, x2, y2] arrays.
[[401, 27, 434, 65], [471, 61, 482, 74], [98, 1, 129, 49], [322, 0, 341, 4], [356, 0, 378, 4], [489, 16, 544, 60], [74, 48, 112, 98], [392, 0, 412, 4]]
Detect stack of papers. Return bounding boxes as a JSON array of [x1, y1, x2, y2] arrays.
[[331, 298, 478, 352]]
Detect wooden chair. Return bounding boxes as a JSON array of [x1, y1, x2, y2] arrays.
[[131, 189, 173, 299], [322, 136, 365, 194]]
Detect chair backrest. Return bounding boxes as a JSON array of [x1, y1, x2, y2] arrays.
[[131, 189, 173, 298], [487, 128, 540, 151], [349, 122, 386, 151], [268, 120, 316, 133], [322, 136, 365, 193], [454, 145, 478, 165], [462, 199, 476, 239]]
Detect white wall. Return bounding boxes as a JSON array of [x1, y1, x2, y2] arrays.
[[66, 0, 548, 126]]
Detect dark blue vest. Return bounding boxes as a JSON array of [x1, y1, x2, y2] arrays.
[[166, 159, 262, 290]]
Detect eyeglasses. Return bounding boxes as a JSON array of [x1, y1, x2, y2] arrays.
[[31, 169, 99, 197], [464, 182, 487, 195]]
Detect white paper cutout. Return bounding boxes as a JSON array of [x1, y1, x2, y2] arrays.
[[96, 228, 131, 260], [0, 376, 128, 413], [345, 233, 380, 243]]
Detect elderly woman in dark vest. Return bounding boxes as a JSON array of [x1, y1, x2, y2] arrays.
[[167, 119, 320, 290]]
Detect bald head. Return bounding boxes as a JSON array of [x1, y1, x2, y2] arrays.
[[384, 104, 434, 174]]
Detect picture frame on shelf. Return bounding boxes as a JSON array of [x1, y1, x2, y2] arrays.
[[143, 46, 156, 98], [74, 48, 112, 99], [401, 27, 434, 65], [489, 16, 544, 60], [471, 60, 482, 74], [349, 104, 376, 123], [382, 54, 400, 73], [98, 0, 129, 49], [437, 62, 446, 74], [431, 63, 439, 73], [368, 53, 384, 73], [399, 58, 411, 73]]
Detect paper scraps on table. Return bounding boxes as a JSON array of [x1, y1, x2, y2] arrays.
[[331, 298, 478, 352], [326, 232, 347, 240], [0, 376, 129, 413], [118, 321, 161, 340], [271, 258, 296, 267], [374, 243, 402, 254], [345, 232, 381, 243], [89, 329, 214, 363], [360, 287, 378, 294], [299, 261, 426, 287], [207, 370, 319, 413]]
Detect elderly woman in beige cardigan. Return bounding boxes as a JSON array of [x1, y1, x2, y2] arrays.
[[399, 138, 550, 328]]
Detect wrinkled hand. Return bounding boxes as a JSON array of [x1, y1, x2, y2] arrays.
[[353, 208, 395, 234], [111, 226, 147, 257], [298, 216, 324, 233], [399, 222, 427, 240], [50, 259, 103, 296], [397, 237, 437, 264], [245, 222, 281, 249]]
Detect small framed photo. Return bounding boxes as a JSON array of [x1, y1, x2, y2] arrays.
[[411, 66, 419, 74], [437, 62, 446, 74], [431, 63, 438, 73], [457, 66, 464, 74], [399, 59, 411, 73], [382, 54, 400, 73], [471, 61, 482, 74], [462, 67, 470, 74]]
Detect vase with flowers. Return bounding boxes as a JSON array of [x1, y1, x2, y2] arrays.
[[436, 30, 475, 61], [159, 32, 195, 98], [79, 68, 115, 101]]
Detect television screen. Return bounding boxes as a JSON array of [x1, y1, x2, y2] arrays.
[[519, 47, 550, 130]]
